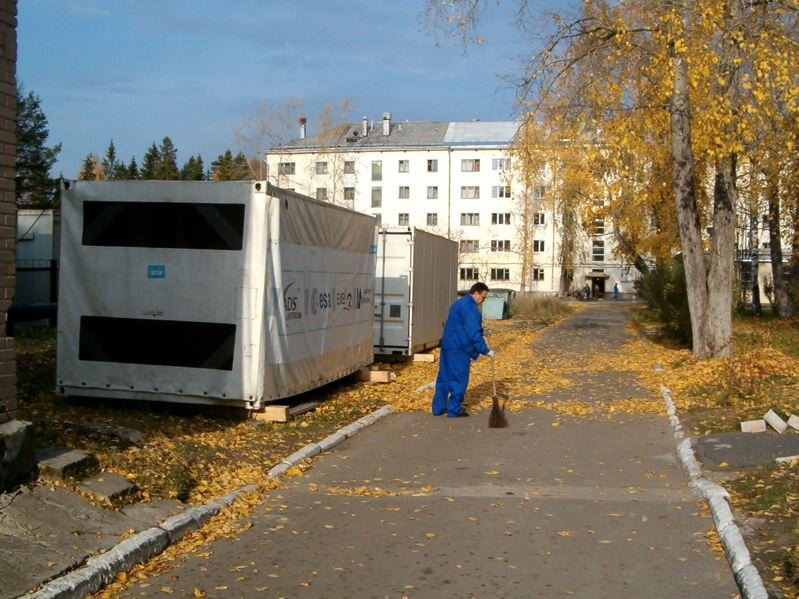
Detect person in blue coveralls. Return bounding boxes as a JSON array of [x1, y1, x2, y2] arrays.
[[432, 282, 495, 418]]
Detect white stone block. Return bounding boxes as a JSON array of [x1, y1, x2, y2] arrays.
[[764, 409, 788, 434], [740, 419, 766, 433], [787, 414, 799, 431]]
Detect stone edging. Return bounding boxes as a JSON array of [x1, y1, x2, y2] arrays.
[[659, 383, 768, 599], [24, 404, 397, 599]]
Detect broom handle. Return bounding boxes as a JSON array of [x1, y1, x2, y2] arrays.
[[491, 355, 497, 397]]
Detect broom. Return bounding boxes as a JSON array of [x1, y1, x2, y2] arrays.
[[488, 354, 508, 428]]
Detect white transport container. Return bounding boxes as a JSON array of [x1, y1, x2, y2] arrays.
[[374, 227, 457, 356], [56, 180, 376, 409]]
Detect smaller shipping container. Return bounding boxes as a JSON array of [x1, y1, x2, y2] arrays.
[[56, 181, 376, 409], [374, 228, 457, 356]]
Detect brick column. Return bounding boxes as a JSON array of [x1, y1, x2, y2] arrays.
[[0, 0, 16, 424]]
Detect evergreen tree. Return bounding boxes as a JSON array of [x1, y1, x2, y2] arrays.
[[233, 151, 253, 180], [180, 154, 205, 180], [156, 136, 179, 180], [127, 156, 140, 180], [16, 88, 62, 206], [140, 143, 159, 180], [79, 154, 96, 180], [211, 150, 253, 181], [211, 149, 235, 180], [102, 139, 119, 179]]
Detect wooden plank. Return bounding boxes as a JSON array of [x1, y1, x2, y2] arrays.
[[289, 401, 319, 417], [413, 353, 436, 363], [355, 368, 396, 383], [251, 405, 289, 422]]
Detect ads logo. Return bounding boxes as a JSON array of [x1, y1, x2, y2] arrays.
[[282, 282, 302, 321]]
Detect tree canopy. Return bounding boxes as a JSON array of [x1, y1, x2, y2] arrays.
[[16, 88, 61, 207]]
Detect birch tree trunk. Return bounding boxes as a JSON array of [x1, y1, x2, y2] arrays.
[[767, 181, 794, 318]]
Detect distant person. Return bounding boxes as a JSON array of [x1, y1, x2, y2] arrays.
[[613, 282, 619, 300], [432, 282, 494, 418], [583, 283, 591, 300]]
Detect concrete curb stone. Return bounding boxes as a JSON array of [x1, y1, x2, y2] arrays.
[[22, 406, 394, 599], [659, 384, 768, 599]]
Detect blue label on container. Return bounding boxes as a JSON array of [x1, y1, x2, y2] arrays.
[[148, 265, 166, 279], [369, 244, 378, 254]]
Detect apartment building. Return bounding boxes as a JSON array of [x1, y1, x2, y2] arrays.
[[266, 113, 636, 296]]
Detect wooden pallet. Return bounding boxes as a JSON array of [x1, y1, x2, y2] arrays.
[[250, 401, 319, 423]]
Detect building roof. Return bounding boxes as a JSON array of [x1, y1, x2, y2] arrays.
[[275, 119, 519, 152]]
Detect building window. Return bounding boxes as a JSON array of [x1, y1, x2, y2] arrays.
[[461, 186, 480, 199], [492, 158, 511, 171], [316, 188, 328, 202], [762, 242, 770, 249], [492, 213, 511, 225], [461, 159, 480, 172], [398, 159, 409, 173], [427, 159, 438, 172], [398, 186, 410, 199], [344, 160, 355, 174], [371, 187, 382, 208], [532, 268, 545, 281], [315, 161, 328, 174], [490, 268, 510, 281], [533, 185, 547, 200], [593, 218, 605, 235], [459, 239, 479, 253], [460, 213, 480, 226], [426, 213, 438, 226], [592, 239, 604, 262], [427, 186, 438, 199], [533, 240, 545, 253], [373, 213, 382, 228], [398, 213, 410, 226], [372, 160, 382, 181], [344, 187, 355, 201], [278, 162, 295, 175], [491, 240, 511, 252], [460, 267, 479, 281], [492, 185, 511, 199], [534, 212, 545, 225]]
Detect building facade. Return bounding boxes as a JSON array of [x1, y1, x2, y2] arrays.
[[266, 113, 637, 296]]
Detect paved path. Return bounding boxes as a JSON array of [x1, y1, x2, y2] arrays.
[[118, 303, 739, 598]]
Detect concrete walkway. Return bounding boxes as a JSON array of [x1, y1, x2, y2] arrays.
[[114, 304, 739, 598]]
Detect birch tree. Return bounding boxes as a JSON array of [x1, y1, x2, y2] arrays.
[[426, 0, 799, 357]]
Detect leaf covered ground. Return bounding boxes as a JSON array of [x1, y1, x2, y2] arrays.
[[14, 305, 799, 597]]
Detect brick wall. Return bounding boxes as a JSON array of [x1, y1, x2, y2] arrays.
[[0, 1, 16, 425]]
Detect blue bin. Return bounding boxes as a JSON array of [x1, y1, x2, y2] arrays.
[[482, 295, 506, 320]]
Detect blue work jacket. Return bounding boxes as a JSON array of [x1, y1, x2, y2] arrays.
[[440, 294, 490, 360]]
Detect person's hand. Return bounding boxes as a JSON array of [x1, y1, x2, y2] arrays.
[[488, 350, 496, 359]]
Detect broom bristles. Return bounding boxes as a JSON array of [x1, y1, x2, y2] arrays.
[[488, 397, 508, 428]]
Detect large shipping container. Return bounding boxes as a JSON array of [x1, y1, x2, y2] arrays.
[[56, 181, 376, 409], [374, 227, 457, 356]]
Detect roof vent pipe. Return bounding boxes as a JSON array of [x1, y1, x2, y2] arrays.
[[362, 116, 368, 136], [382, 112, 391, 136], [299, 116, 307, 139]]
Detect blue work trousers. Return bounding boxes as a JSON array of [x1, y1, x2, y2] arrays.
[[431, 348, 471, 417]]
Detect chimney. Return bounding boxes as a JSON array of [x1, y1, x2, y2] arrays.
[[299, 116, 307, 139], [382, 112, 391, 136], [362, 116, 368, 136]]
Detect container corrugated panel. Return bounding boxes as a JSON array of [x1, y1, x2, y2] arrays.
[[56, 181, 375, 409], [374, 228, 457, 355]]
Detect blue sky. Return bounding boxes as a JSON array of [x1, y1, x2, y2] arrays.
[[18, 1, 577, 178]]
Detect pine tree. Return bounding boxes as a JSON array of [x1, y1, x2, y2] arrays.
[[156, 136, 179, 180], [16, 88, 62, 206], [233, 151, 253, 180], [127, 156, 140, 180], [79, 154, 97, 180], [180, 154, 205, 180], [102, 139, 119, 179], [140, 143, 159, 180], [211, 149, 235, 180]]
